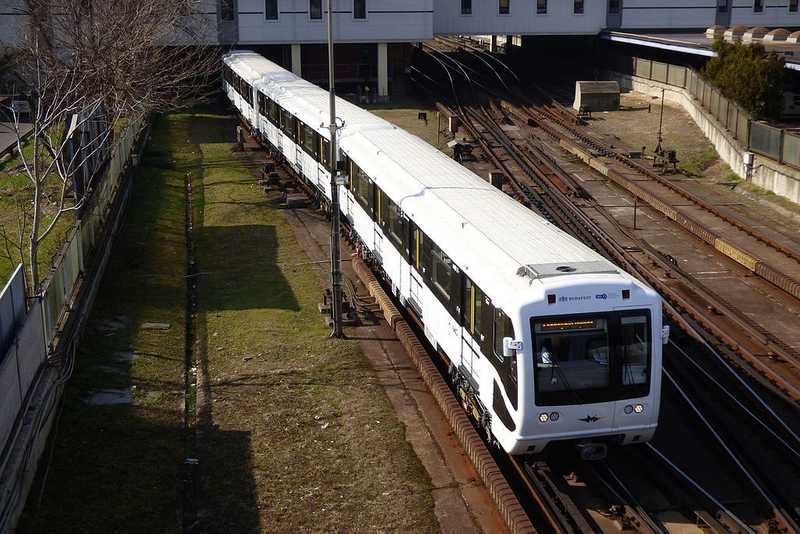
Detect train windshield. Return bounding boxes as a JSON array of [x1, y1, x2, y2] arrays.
[[531, 311, 651, 406]]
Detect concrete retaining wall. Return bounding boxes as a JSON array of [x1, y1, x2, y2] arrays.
[[609, 72, 800, 205]]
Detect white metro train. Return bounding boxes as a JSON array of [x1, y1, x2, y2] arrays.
[[222, 51, 665, 459]]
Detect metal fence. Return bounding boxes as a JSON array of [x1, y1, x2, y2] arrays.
[[784, 131, 800, 168], [631, 57, 799, 170], [0, 117, 145, 469]]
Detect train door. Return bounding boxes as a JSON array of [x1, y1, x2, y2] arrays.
[[408, 225, 424, 317], [462, 278, 490, 381], [373, 187, 384, 264]]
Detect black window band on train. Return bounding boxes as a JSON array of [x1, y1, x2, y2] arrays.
[[343, 152, 519, 408]]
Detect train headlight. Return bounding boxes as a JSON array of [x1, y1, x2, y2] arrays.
[[549, 412, 560, 422], [538, 413, 549, 423], [634, 403, 644, 414], [624, 404, 634, 415]]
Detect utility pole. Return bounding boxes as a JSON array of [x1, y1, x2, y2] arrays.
[[327, 0, 344, 338]]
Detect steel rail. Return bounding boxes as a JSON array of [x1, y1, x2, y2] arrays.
[[645, 444, 755, 534], [592, 462, 667, 534], [668, 341, 800, 460], [664, 369, 800, 533]]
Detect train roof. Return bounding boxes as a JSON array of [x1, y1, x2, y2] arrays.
[[224, 51, 647, 309]]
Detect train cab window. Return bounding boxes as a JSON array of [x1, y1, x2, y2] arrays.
[[493, 309, 518, 395], [608, 0, 620, 14], [620, 315, 649, 385], [532, 316, 612, 404]]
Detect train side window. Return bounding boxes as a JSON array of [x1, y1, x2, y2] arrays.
[[431, 245, 452, 303], [351, 162, 372, 214], [430, 244, 462, 319], [321, 137, 330, 169], [420, 230, 431, 278], [493, 310, 513, 360], [268, 100, 279, 125], [466, 279, 492, 354], [301, 124, 318, 159]]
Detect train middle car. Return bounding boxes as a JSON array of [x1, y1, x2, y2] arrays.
[[222, 50, 664, 458]]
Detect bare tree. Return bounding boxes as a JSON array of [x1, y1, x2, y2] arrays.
[[3, 0, 220, 291]]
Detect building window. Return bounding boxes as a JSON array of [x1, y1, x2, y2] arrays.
[[753, 0, 763, 12], [220, 0, 235, 21], [608, 0, 620, 14], [537, 0, 547, 14], [791, 0, 798, 12], [354, 0, 366, 19], [461, 0, 472, 15], [574, 0, 584, 14], [717, 0, 728, 12], [265, 0, 278, 19], [499, 0, 509, 15], [310, 0, 322, 19]]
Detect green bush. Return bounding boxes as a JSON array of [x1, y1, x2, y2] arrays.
[[702, 40, 785, 120]]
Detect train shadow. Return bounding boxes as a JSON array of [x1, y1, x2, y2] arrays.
[[195, 224, 300, 312]]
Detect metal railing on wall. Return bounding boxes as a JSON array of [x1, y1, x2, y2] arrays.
[[631, 57, 799, 171], [0, 117, 146, 525]]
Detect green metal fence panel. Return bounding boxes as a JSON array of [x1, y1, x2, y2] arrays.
[[727, 103, 737, 135], [710, 89, 720, 121], [651, 61, 668, 83], [749, 121, 783, 160], [783, 132, 800, 168], [718, 95, 729, 129], [737, 109, 750, 146], [667, 64, 686, 88], [634, 57, 652, 79], [686, 70, 694, 96]]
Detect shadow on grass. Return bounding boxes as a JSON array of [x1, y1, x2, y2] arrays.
[[197, 224, 300, 312]]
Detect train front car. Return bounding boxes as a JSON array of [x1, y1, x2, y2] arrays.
[[500, 269, 663, 459]]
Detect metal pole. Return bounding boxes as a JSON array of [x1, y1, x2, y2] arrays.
[[327, 0, 344, 338], [656, 88, 665, 154]]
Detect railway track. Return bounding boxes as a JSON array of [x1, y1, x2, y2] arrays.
[[415, 37, 800, 532], [430, 36, 800, 405]]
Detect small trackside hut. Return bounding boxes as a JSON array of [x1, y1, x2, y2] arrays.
[[222, 51, 665, 459]]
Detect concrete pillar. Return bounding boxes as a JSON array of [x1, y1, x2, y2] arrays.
[[291, 44, 302, 77], [506, 35, 514, 53], [490, 35, 497, 53], [378, 42, 389, 98]]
